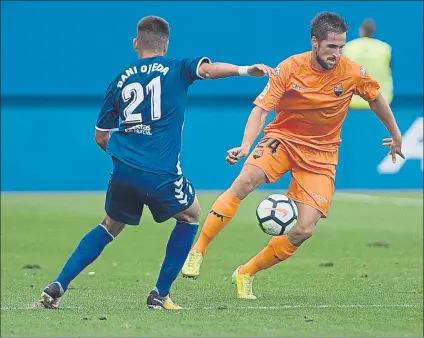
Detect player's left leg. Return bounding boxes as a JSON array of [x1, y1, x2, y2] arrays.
[[232, 169, 334, 299], [146, 175, 200, 310]]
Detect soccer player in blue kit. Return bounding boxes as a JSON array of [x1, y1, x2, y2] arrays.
[[38, 16, 274, 310]]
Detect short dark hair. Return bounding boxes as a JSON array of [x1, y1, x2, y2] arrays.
[[310, 12, 349, 41], [361, 19, 376, 37], [137, 16, 170, 51]]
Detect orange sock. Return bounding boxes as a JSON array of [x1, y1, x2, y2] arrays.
[[192, 190, 241, 255], [239, 235, 298, 276]]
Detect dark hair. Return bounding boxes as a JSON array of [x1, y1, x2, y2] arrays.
[[361, 19, 376, 38], [137, 16, 170, 51], [310, 12, 349, 41]]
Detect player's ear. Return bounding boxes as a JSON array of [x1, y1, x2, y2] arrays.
[[163, 40, 169, 55], [311, 36, 319, 49], [133, 38, 139, 52]]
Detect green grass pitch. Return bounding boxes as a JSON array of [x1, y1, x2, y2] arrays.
[[1, 192, 423, 337]]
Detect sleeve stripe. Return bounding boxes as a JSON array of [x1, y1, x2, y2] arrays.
[[95, 126, 119, 132], [196, 57, 212, 79]]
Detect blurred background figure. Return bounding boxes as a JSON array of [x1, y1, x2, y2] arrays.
[[343, 19, 393, 109]]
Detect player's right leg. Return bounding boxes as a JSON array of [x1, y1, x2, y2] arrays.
[[182, 137, 290, 279], [39, 214, 125, 309], [39, 158, 142, 309], [147, 197, 201, 310], [145, 175, 200, 310]]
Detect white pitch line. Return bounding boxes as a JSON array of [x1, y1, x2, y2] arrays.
[[184, 304, 421, 311], [333, 193, 423, 207], [1, 304, 420, 311], [1, 306, 81, 311]]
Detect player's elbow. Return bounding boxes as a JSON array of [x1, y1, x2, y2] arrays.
[[198, 63, 213, 79], [368, 99, 377, 111], [95, 138, 108, 151], [94, 130, 110, 151], [368, 92, 384, 110], [252, 105, 271, 120], [95, 138, 107, 151], [94, 133, 105, 146]]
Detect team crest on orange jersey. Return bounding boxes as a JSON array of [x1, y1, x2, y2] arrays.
[[253, 149, 264, 159], [334, 82, 343, 97]]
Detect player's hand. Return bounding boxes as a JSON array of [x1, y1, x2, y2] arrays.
[[248, 64, 276, 77], [226, 146, 250, 165], [382, 136, 405, 164]]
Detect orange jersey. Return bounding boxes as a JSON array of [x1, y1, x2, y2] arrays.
[[254, 51, 380, 158]]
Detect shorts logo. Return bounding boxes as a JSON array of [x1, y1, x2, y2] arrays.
[[334, 82, 343, 97], [311, 192, 328, 204], [360, 65, 367, 76], [210, 210, 224, 222], [253, 149, 264, 159], [174, 177, 188, 205]]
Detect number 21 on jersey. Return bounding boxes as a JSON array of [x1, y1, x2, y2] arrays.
[[122, 76, 162, 124]]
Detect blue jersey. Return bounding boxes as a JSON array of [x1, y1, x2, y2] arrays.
[[96, 56, 210, 176]]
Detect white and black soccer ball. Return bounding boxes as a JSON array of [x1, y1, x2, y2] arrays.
[[256, 194, 298, 236]]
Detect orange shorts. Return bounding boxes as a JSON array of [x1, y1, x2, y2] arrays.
[[244, 137, 337, 217]]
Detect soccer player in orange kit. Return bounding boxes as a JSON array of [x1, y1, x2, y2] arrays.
[[182, 12, 405, 299]]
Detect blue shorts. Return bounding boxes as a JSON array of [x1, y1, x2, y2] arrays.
[[105, 158, 196, 225]]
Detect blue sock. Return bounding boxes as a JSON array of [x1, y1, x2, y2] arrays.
[[55, 225, 114, 291], [155, 221, 199, 297]]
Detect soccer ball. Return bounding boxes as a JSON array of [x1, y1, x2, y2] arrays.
[[256, 194, 298, 236]]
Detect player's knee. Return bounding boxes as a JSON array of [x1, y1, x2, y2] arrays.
[[232, 168, 265, 200], [289, 221, 316, 245], [188, 203, 201, 223], [298, 228, 314, 241], [175, 200, 201, 224], [101, 215, 125, 237]]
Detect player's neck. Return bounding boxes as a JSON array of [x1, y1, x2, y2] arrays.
[[138, 51, 164, 59], [310, 54, 326, 72], [310, 52, 335, 73]]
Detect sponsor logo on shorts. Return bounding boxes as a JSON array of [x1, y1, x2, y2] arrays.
[[253, 149, 264, 159], [210, 210, 224, 222], [311, 192, 328, 203]]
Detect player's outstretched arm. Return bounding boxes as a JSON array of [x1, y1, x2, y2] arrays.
[[368, 92, 405, 163], [198, 62, 275, 79], [226, 106, 270, 165]]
